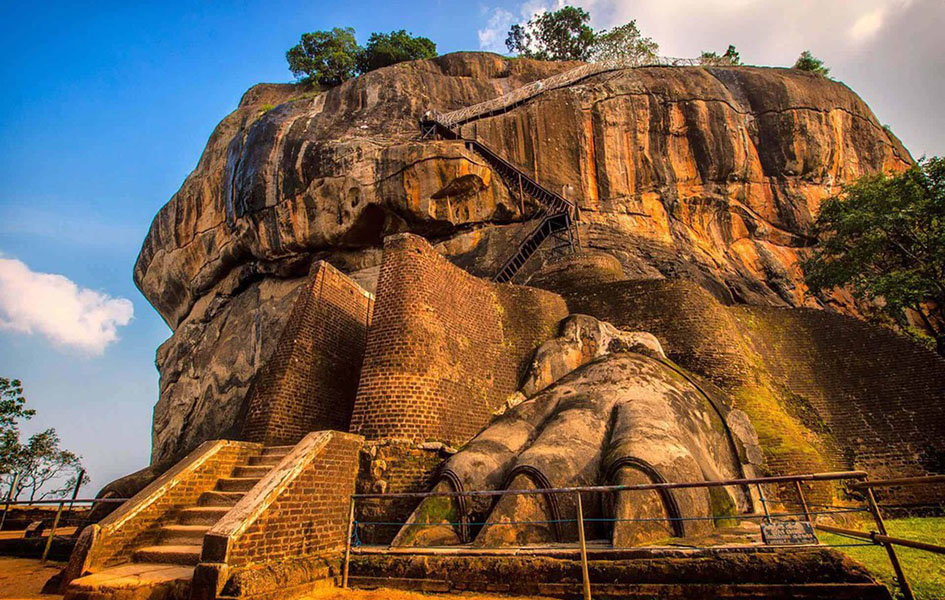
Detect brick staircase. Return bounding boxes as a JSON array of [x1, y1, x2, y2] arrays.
[[66, 445, 293, 600]]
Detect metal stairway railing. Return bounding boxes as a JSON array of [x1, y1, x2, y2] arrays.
[[426, 120, 578, 282], [493, 211, 573, 284]]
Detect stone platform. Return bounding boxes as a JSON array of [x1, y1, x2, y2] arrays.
[[348, 544, 892, 599]]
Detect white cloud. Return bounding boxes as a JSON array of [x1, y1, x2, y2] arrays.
[[849, 8, 886, 42], [478, 8, 516, 52], [0, 257, 133, 355], [478, 1, 558, 52]]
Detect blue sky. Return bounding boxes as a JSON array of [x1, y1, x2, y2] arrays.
[[1, 0, 942, 494]]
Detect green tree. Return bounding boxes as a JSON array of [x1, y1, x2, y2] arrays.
[[0, 378, 33, 474], [0, 378, 88, 500], [357, 30, 436, 74], [701, 44, 741, 66], [590, 20, 659, 64], [505, 6, 597, 61], [802, 158, 945, 355], [793, 50, 830, 76], [5, 429, 89, 501], [286, 28, 360, 85]]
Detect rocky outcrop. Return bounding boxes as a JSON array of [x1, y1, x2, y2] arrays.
[[136, 52, 910, 466]]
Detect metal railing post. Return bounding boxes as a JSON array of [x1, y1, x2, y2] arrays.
[[575, 491, 592, 600], [865, 487, 914, 600], [793, 480, 811, 522], [67, 469, 84, 513], [342, 496, 356, 589], [0, 473, 19, 531], [756, 483, 771, 524], [41, 500, 65, 563]]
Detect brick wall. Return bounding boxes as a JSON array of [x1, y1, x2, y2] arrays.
[[220, 432, 363, 568], [87, 440, 260, 570], [350, 233, 567, 444], [740, 306, 945, 479], [562, 278, 945, 489], [242, 262, 374, 446]]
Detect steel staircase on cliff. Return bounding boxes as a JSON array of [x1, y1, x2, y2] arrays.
[[422, 116, 578, 283]]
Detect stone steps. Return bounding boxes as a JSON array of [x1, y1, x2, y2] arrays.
[[158, 525, 210, 545], [65, 563, 193, 600], [133, 545, 202, 566], [197, 490, 244, 507], [177, 506, 229, 526], [232, 465, 271, 478], [215, 476, 261, 492], [65, 445, 293, 600]]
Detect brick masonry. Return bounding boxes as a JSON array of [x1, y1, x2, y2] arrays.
[[350, 233, 568, 444], [242, 262, 374, 446], [562, 278, 945, 492], [87, 440, 261, 570], [221, 432, 363, 568]]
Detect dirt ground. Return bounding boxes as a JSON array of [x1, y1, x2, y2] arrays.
[[0, 557, 64, 599], [301, 590, 551, 600], [0, 557, 549, 600]]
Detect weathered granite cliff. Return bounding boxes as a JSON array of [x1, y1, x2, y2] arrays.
[[136, 52, 911, 466]]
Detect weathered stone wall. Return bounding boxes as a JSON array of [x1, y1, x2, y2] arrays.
[[242, 262, 374, 446], [560, 278, 945, 485], [355, 441, 450, 545], [739, 306, 945, 478], [350, 234, 568, 444]]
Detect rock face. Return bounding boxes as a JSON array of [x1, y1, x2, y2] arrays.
[[137, 52, 910, 466]]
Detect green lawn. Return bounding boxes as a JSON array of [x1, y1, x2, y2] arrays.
[[818, 517, 945, 600]]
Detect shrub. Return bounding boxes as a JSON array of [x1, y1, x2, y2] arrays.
[[793, 50, 830, 76]]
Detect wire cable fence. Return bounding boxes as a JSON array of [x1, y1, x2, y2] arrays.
[[0, 470, 129, 563], [343, 471, 945, 600]]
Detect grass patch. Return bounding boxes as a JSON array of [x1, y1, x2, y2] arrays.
[[818, 517, 945, 600]]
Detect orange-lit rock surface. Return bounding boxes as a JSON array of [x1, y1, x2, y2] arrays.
[[135, 52, 911, 465]]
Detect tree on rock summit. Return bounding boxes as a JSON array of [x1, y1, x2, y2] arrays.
[[286, 28, 361, 85], [506, 6, 597, 61], [505, 5, 659, 64], [793, 50, 830, 76], [357, 30, 437, 74], [287, 28, 437, 86]]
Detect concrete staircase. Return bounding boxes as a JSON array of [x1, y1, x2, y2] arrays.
[[66, 445, 293, 600]]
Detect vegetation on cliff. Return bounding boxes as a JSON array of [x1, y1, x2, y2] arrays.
[[286, 28, 436, 85], [803, 157, 945, 355], [793, 50, 831, 76], [504, 5, 658, 63]]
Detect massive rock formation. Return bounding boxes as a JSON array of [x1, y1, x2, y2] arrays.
[[136, 52, 910, 466]]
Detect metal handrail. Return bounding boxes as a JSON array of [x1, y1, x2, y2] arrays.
[[493, 212, 570, 283], [435, 55, 705, 129], [351, 470, 867, 499], [850, 474, 945, 489]]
